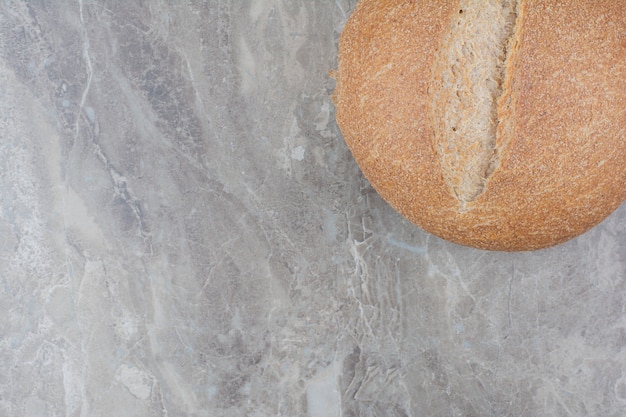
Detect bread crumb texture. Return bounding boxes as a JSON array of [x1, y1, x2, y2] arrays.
[[430, 0, 518, 207], [334, 0, 626, 250]]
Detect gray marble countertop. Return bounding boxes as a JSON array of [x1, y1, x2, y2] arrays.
[[2, 2, 625, 416]]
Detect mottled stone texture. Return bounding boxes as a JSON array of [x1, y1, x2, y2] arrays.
[[1, 1, 625, 416]]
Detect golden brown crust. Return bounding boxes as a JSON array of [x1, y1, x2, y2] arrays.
[[334, 0, 626, 251]]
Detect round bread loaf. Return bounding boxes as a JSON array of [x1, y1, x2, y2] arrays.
[[333, 0, 626, 251]]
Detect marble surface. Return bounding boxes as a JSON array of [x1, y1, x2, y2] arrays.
[[1, 1, 626, 416]]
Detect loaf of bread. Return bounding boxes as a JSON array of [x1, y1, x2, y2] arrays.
[[333, 0, 626, 251]]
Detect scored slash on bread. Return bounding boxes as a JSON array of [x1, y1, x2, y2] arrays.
[[430, 0, 518, 207]]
